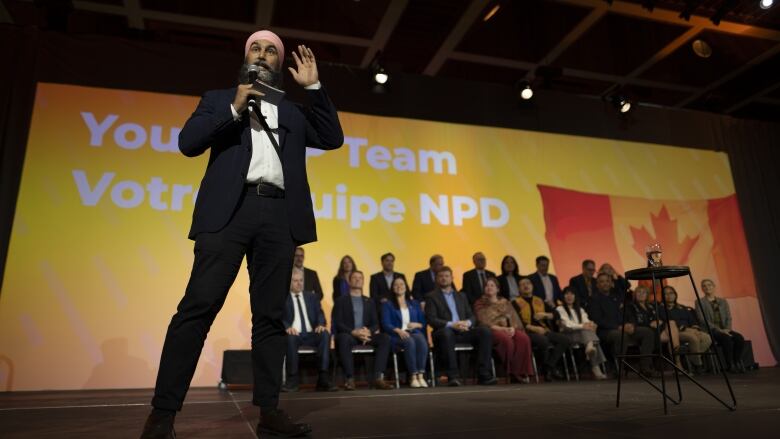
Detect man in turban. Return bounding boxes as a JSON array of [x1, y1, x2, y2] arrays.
[[141, 30, 343, 438]]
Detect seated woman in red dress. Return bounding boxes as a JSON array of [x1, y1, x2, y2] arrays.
[[473, 276, 533, 383]]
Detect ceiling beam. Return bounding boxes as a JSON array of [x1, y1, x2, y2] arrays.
[[555, 0, 780, 42], [254, 0, 275, 27], [726, 80, 780, 114], [676, 42, 780, 108], [625, 26, 701, 80], [423, 0, 490, 76], [71, 0, 372, 47], [450, 51, 698, 93], [756, 96, 780, 106], [360, 0, 408, 68], [0, 0, 13, 24], [535, 6, 607, 70], [123, 0, 144, 30]]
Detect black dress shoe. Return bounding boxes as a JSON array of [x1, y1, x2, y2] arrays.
[[140, 411, 176, 439], [281, 383, 299, 392], [447, 378, 464, 387], [256, 409, 311, 438], [478, 376, 498, 385], [315, 380, 338, 392]]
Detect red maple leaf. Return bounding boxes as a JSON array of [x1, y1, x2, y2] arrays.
[[630, 205, 700, 266]]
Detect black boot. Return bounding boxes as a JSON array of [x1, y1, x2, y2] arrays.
[[256, 409, 311, 438], [140, 409, 175, 439], [315, 371, 338, 392]]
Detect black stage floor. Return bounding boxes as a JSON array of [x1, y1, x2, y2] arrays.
[[2, 368, 779, 438]]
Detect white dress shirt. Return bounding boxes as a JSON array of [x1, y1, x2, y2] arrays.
[[555, 305, 593, 330], [541, 274, 554, 303], [401, 306, 411, 330], [291, 292, 312, 333], [230, 81, 322, 188]]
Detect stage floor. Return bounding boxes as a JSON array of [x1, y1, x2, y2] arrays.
[[2, 368, 779, 438]]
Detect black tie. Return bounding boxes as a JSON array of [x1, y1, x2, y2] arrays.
[[479, 271, 486, 290], [295, 295, 309, 335]]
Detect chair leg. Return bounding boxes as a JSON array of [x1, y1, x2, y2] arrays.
[[569, 349, 579, 382], [562, 352, 571, 382], [282, 356, 287, 386], [491, 358, 496, 380], [429, 351, 436, 388], [393, 353, 400, 389], [532, 355, 539, 384]]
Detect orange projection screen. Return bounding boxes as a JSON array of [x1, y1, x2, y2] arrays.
[[0, 82, 773, 391]]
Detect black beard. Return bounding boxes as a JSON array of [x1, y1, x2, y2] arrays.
[[238, 62, 281, 87]]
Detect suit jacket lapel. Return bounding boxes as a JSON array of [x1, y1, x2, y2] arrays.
[[277, 98, 291, 154]]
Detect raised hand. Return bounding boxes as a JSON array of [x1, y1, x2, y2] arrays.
[[288, 45, 319, 87]]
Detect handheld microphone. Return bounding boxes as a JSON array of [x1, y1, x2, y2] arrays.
[[243, 64, 262, 113]]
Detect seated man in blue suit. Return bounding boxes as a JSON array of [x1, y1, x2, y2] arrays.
[[332, 271, 394, 391], [282, 269, 336, 392], [425, 266, 497, 387]]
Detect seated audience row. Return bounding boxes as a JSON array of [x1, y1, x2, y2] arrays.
[[286, 249, 748, 391]]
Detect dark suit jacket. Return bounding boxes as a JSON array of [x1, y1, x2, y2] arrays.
[[332, 276, 350, 303], [461, 269, 497, 304], [282, 291, 326, 330], [178, 86, 343, 243], [411, 269, 457, 301], [411, 269, 436, 302], [369, 271, 407, 302], [424, 289, 477, 330], [331, 294, 380, 335], [529, 272, 563, 304], [302, 267, 323, 300], [569, 274, 597, 307], [497, 273, 520, 300]]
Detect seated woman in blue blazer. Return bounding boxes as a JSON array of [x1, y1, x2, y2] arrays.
[[382, 277, 429, 388]]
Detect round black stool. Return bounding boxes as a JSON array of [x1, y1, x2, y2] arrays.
[[615, 265, 737, 413]]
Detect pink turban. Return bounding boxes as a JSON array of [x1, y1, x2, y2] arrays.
[[244, 30, 285, 64]]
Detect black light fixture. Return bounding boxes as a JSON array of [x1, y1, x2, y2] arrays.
[[369, 52, 389, 85], [711, 0, 736, 25], [642, 0, 656, 12], [373, 67, 389, 85], [608, 94, 633, 114], [482, 3, 501, 22], [679, 0, 700, 21], [517, 80, 534, 100]]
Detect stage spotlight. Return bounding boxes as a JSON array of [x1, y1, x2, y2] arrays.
[[373, 67, 389, 84], [483, 4, 500, 22], [760, 0, 773, 10], [520, 83, 533, 100], [610, 95, 633, 113], [692, 39, 712, 58]]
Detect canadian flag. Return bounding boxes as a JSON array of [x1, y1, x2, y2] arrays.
[[539, 185, 775, 366]]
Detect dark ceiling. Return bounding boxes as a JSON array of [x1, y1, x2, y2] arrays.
[[3, 0, 780, 123]]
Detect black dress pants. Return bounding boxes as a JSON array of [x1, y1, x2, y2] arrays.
[[335, 332, 391, 380], [152, 192, 295, 411], [712, 329, 746, 368], [286, 331, 331, 383], [528, 331, 571, 370], [431, 326, 493, 380]]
